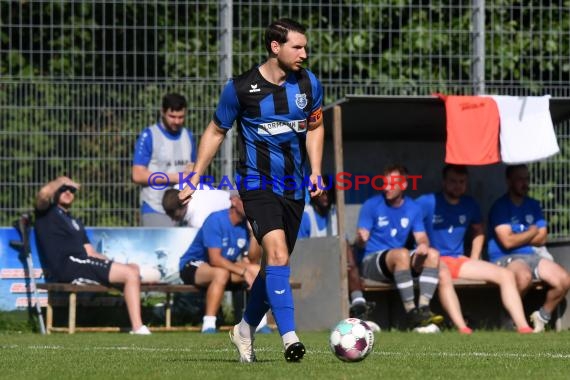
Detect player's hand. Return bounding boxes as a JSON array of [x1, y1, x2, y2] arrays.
[[57, 176, 81, 190], [308, 173, 323, 198], [243, 268, 256, 289], [178, 186, 195, 205], [415, 243, 429, 256]]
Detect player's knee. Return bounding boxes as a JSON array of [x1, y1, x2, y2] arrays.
[[563, 272, 570, 292], [515, 270, 532, 288], [426, 248, 440, 264], [438, 266, 452, 285], [498, 267, 516, 284], [212, 268, 230, 283], [392, 249, 409, 265]]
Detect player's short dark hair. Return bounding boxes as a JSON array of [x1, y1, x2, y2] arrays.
[[505, 164, 528, 179], [383, 163, 408, 177], [265, 18, 306, 54], [162, 188, 183, 218], [442, 164, 468, 178], [162, 93, 187, 112]]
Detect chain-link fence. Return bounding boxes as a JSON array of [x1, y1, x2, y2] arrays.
[[1, 1, 569, 238]]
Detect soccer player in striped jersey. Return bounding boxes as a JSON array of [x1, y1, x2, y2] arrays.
[[179, 18, 324, 362]]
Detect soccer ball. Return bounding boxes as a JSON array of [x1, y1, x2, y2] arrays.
[[329, 318, 375, 362]]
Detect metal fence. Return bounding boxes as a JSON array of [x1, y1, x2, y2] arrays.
[[1, 1, 569, 238]]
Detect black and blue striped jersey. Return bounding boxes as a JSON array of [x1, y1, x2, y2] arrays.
[[213, 66, 323, 200]]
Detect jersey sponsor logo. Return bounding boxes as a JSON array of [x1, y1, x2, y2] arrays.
[[249, 83, 261, 93], [295, 93, 308, 109], [258, 119, 307, 135], [433, 214, 444, 224], [71, 219, 80, 231], [377, 216, 389, 227]]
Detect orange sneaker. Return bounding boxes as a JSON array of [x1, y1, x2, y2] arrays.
[[517, 326, 533, 334]]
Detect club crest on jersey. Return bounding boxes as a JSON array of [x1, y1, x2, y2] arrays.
[[400, 218, 409, 228], [71, 219, 80, 231], [295, 93, 308, 109], [459, 215, 466, 224], [525, 214, 534, 224]]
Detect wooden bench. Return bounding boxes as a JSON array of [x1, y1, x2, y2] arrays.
[[38, 282, 301, 334], [361, 278, 557, 331], [363, 278, 547, 291]]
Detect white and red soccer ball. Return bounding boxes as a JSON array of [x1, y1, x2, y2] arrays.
[[329, 318, 375, 362]]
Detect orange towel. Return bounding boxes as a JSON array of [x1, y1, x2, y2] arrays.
[[438, 94, 500, 165]]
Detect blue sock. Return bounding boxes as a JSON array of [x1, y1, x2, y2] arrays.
[[265, 265, 295, 336], [243, 274, 270, 327]]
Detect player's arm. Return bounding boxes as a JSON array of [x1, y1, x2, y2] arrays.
[[246, 224, 262, 264], [468, 223, 485, 260], [530, 226, 548, 246], [494, 224, 539, 250], [35, 176, 80, 212], [132, 165, 184, 186], [412, 231, 430, 255], [179, 121, 228, 204], [84, 243, 110, 261], [306, 107, 324, 198], [207, 247, 248, 278]]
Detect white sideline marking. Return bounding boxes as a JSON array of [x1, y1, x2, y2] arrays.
[[1, 345, 570, 359]]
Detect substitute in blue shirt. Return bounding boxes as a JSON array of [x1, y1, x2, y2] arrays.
[[488, 164, 570, 332], [179, 193, 263, 333], [417, 164, 532, 334], [131, 93, 197, 226], [355, 163, 443, 330]]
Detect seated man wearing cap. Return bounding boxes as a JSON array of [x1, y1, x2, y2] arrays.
[[178, 192, 269, 333], [34, 176, 151, 335]]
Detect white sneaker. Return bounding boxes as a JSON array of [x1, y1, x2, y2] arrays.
[[530, 311, 547, 333], [229, 324, 256, 363], [413, 323, 441, 334], [130, 325, 152, 335]]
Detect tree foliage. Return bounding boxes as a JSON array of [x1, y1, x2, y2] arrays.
[[1, 1, 568, 237]]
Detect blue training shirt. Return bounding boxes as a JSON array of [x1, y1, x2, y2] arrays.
[[297, 210, 328, 239], [357, 194, 425, 258], [487, 194, 546, 262], [416, 192, 482, 257], [213, 66, 324, 200], [178, 209, 249, 271], [133, 122, 197, 214]]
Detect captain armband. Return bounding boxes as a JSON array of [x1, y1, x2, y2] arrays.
[[308, 107, 322, 124]]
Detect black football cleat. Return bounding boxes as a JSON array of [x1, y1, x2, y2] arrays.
[[284, 341, 306, 362]]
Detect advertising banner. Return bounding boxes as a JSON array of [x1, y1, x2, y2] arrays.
[[0, 227, 197, 311]]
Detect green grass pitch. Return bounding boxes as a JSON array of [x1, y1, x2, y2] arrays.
[[1, 331, 569, 379]]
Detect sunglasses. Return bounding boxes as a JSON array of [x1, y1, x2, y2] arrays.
[[59, 185, 77, 194]]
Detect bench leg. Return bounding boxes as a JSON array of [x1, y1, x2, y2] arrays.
[[46, 292, 53, 335], [165, 292, 171, 329], [68, 292, 77, 334]]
